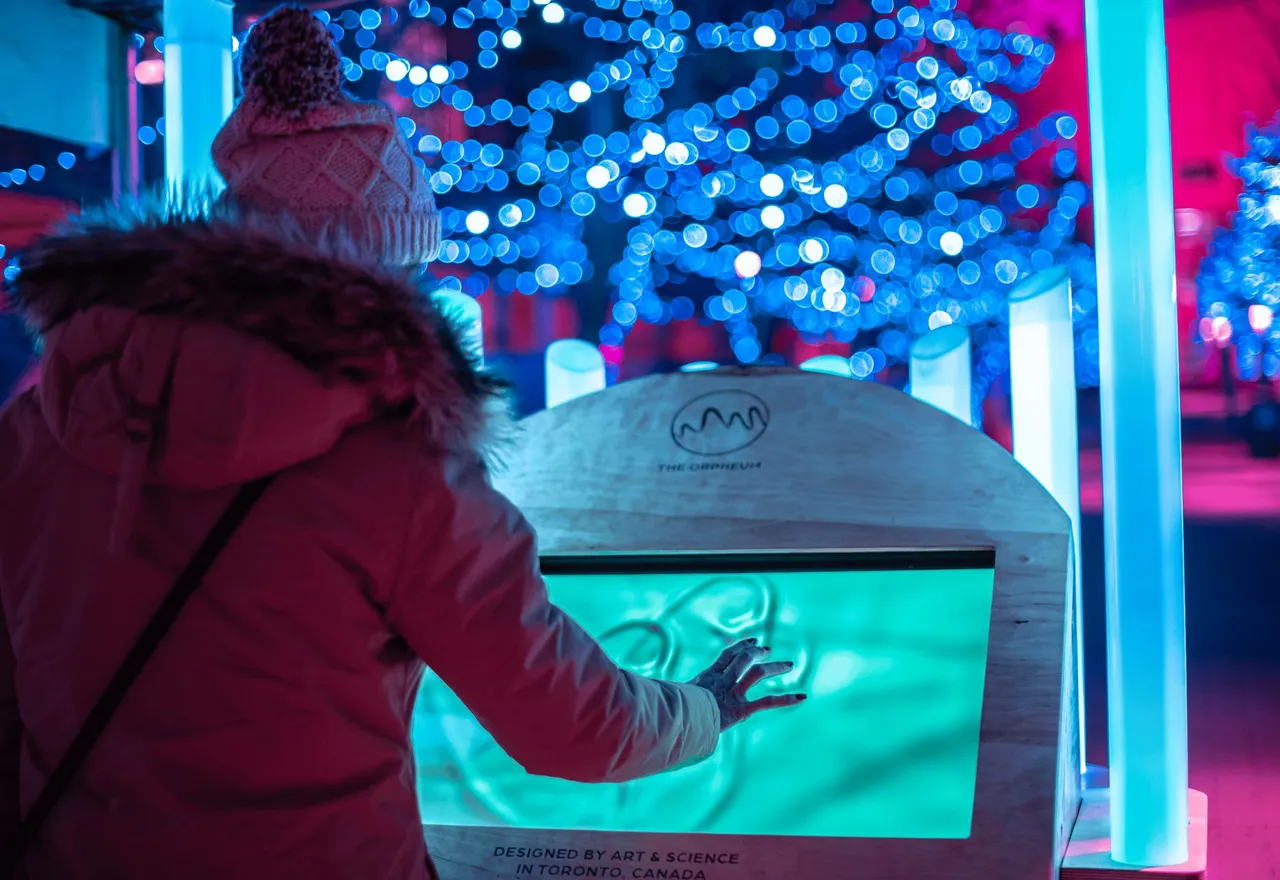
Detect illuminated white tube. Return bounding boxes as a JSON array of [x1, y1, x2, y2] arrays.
[[434, 291, 484, 361], [909, 324, 971, 425], [1008, 265, 1085, 775], [799, 355, 853, 377], [1085, 0, 1189, 865], [163, 0, 234, 188], [546, 339, 605, 408], [679, 361, 719, 373]]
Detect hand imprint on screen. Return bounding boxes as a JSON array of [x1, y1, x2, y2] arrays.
[[687, 638, 806, 731], [414, 575, 812, 830]]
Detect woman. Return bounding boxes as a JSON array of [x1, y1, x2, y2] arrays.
[[0, 7, 800, 878]]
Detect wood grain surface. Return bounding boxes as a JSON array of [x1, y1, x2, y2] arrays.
[[426, 370, 1078, 880]]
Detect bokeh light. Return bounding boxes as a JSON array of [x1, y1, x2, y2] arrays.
[[0, 0, 1094, 408], [1198, 114, 1280, 379]]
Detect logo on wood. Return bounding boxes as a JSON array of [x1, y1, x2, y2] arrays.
[[671, 391, 770, 456]]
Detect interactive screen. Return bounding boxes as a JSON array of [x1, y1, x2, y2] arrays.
[[412, 552, 995, 839]]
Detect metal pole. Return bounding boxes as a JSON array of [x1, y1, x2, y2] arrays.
[[163, 0, 234, 189], [1007, 266, 1085, 776], [799, 355, 854, 378], [909, 324, 972, 426], [109, 26, 141, 200], [1083, 0, 1189, 866], [546, 339, 606, 408]]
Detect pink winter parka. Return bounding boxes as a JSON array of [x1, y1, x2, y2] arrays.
[[0, 202, 720, 879]]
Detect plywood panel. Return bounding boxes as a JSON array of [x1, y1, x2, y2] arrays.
[[426, 370, 1077, 880]]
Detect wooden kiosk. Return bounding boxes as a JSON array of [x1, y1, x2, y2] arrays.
[[417, 368, 1079, 880]]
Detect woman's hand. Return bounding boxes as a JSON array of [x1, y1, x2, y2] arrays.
[[688, 638, 806, 732]]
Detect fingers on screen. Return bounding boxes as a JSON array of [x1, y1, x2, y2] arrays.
[[745, 692, 807, 715], [739, 660, 793, 691], [710, 638, 756, 673], [725, 644, 770, 681]]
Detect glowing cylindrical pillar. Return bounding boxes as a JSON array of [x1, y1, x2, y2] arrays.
[[1084, 0, 1188, 865], [1008, 266, 1085, 774], [909, 325, 972, 425], [546, 339, 605, 408], [163, 0, 234, 189], [800, 355, 854, 377], [434, 291, 484, 361]]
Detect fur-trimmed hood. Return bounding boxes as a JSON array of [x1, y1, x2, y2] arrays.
[[5, 196, 508, 545]]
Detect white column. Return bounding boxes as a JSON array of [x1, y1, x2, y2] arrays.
[[434, 291, 484, 361], [546, 339, 605, 408], [1008, 266, 1085, 775], [1084, 0, 1189, 866], [909, 324, 972, 425], [799, 355, 853, 377], [163, 0, 234, 189]]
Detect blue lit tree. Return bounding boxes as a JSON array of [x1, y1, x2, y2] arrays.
[[1197, 114, 1280, 381], [319, 0, 1098, 400]]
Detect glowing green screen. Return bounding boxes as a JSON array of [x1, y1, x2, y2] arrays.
[[412, 562, 995, 839]]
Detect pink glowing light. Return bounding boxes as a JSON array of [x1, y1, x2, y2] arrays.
[[135, 59, 165, 85], [854, 275, 876, 302], [1199, 316, 1233, 348]]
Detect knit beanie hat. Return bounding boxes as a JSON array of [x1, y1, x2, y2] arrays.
[[211, 6, 440, 266]]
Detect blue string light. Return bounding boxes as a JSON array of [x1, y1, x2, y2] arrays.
[[9, 2, 1100, 404], [0, 149, 85, 289], [333, 0, 1096, 390]]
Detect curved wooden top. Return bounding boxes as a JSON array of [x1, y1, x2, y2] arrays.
[[495, 369, 1069, 555]]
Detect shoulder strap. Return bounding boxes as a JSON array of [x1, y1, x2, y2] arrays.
[[1, 475, 276, 873]]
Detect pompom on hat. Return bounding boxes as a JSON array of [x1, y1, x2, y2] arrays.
[[211, 5, 440, 266]]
